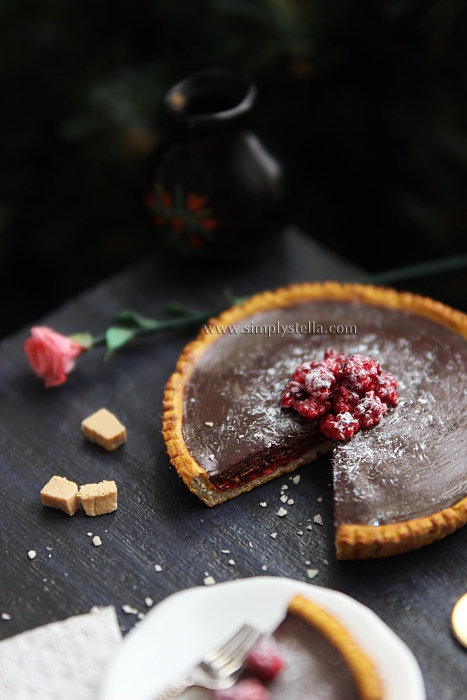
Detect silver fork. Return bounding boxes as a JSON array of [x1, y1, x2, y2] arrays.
[[153, 623, 262, 699]]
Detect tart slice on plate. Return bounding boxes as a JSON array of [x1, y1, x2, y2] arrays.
[[99, 577, 425, 700], [220, 593, 384, 700], [163, 282, 467, 559]]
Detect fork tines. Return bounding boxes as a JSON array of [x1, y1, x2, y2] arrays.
[[202, 624, 262, 678]]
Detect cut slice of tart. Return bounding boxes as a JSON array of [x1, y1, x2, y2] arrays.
[[163, 282, 467, 559], [264, 593, 383, 700]]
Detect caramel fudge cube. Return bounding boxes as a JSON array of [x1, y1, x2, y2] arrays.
[[81, 408, 126, 451], [40, 476, 79, 516], [78, 480, 118, 516]]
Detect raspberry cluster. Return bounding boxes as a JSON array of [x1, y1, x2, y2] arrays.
[[281, 349, 398, 441], [213, 637, 285, 700]]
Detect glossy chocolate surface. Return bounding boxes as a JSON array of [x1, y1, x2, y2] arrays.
[[267, 611, 360, 700], [183, 300, 467, 524]]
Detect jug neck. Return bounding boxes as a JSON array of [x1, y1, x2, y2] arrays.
[[163, 69, 256, 131]]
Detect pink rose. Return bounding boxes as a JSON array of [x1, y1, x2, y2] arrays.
[[24, 326, 84, 388]]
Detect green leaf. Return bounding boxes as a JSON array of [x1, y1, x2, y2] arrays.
[[69, 332, 94, 350], [111, 310, 159, 331], [105, 327, 137, 359]]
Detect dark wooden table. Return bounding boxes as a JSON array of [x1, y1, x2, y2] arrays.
[[0, 228, 465, 700]]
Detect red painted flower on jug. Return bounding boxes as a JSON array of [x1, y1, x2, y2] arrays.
[[145, 184, 219, 254]]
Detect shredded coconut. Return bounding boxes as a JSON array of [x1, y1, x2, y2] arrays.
[[122, 604, 138, 615]]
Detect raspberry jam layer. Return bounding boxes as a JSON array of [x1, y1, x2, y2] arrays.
[[182, 300, 467, 526]]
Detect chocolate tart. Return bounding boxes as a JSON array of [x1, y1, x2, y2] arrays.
[[163, 282, 467, 559], [265, 594, 383, 700]]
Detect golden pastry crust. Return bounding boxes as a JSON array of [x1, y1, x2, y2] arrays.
[[288, 594, 384, 700], [162, 281, 467, 558], [336, 494, 467, 560]]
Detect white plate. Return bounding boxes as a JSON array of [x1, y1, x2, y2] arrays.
[[100, 576, 425, 700]]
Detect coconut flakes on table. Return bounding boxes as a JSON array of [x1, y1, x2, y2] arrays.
[[122, 604, 138, 615], [306, 569, 319, 580]]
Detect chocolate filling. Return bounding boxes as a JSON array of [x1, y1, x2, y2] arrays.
[[267, 612, 360, 700], [183, 300, 467, 525]]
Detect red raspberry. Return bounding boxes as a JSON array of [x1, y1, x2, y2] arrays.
[[213, 678, 271, 700], [354, 392, 387, 428], [320, 411, 360, 441], [280, 391, 295, 409], [375, 371, 398, 406], [323, 348, 346, 376], [282, 349, 398, 442], [332, 385, 360, 415], [292, 361, 313, 384], [340, 354, 381, 393], [246, 637, 285, 682], [303, 365, 336, 402], [280, 381, 306, 408], [295, 397, 330, 420]]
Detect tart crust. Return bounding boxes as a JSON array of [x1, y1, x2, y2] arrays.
[[163, 282, 467, 559], [287, 594, 384, 700]]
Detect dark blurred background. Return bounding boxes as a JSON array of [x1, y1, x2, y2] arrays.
[[2, 0, 467, 338]]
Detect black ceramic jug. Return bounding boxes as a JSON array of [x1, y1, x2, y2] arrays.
[[145, 69, 290, 261]]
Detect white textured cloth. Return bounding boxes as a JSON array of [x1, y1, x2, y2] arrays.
[[0, 607, 122, 700]]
